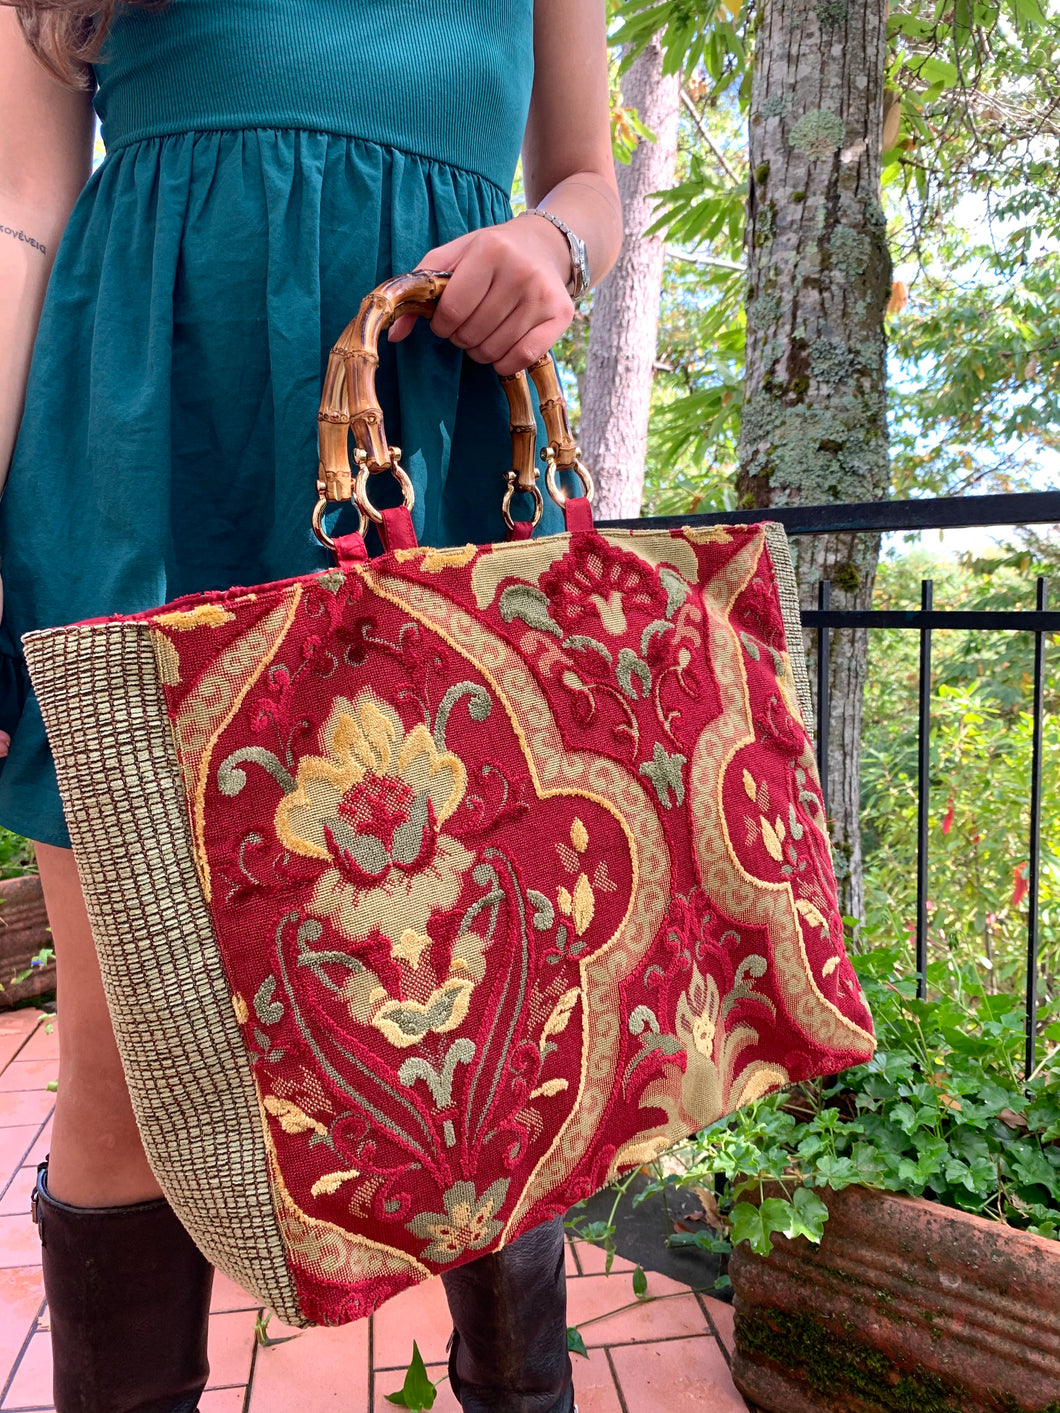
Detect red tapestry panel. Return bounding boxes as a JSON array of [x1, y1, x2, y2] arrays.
[[144, 524, 874, 1324]]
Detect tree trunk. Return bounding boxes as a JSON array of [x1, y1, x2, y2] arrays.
[[736, 0, 892, 925], [580, 40, 681, 519]]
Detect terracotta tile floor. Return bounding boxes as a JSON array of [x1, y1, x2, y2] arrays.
[[0, 1010, 752, 1411]]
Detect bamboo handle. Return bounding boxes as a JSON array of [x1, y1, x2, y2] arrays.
[[317, 270, 580, 504]]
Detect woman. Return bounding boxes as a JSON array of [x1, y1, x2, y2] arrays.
[[0, 3, 622, 1409]]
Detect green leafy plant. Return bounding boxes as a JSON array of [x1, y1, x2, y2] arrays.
[[0, 828, 36, 881]]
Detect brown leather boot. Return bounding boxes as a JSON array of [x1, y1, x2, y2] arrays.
[[441, 1216, 575, 1413], [32, 1159, 213, 1413]]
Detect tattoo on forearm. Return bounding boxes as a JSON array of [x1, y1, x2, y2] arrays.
[[0, 224, 47, 256]]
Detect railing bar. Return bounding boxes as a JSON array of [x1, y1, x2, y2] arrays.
[[816, 581, 831, 822], [597, 489, 1060, 536], [801, 610, 1060, 631], [1025, 577, 1047, 1082], [916, 580, 934, 1001]]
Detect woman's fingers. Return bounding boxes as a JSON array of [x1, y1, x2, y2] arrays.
[[429, 258, 497, 343], [389, 217, 575, 371], [0, 730, 10, 759], [387, 236, 473, 343], [491, 311, 574, 378], [388, 313, 417, 343]]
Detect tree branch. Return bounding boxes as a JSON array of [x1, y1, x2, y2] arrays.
[[680, 88, 740, 183]]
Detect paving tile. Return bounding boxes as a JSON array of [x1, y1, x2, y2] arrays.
[[198, 1391, 246, 1413], [705, 1294, 735, 1359], [206, 1309, 259, 1390], [609, 1335, 749, 1413], [21, 1123, 51, 1173], [14, 1027, 58, 1066], [0, 1047, 32, 1084], [0, 1014, 46, 1040], [371, 1276, 453, 1370], [0, 1173, 35, 1220], [0, 1132, 41, 1187], [248, 1321, 369, 1412], [566, 1270, 709, 1348], [564, 1241, 578, 1277], [567, 1348, 623, 1413], [0, 1095, 52, 1132], [1, 1328, 50, 1409], [416, 1350, 621, 1413], [570, 1242, 636, 1277], [211, 1268, 261, 1314], [0, 1220, 41, 1273], [0, 1267, 44, 1389], [0, 1065, 56, 1096]]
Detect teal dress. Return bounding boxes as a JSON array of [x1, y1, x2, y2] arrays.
[[0, 0, 560, 849]]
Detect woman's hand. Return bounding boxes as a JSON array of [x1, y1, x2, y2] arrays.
[[388, 214, 575, 377]]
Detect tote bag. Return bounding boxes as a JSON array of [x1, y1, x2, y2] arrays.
[[23, 272, 875, 1327]]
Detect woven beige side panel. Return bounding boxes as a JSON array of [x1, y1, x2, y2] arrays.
[[23, 622, 304, 1328], [763, 522, 815, 733]]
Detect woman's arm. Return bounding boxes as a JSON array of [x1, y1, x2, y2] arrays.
[[0, 9, 93, 751], [391, 0, 620, 377], [0, 8, 95, 486]]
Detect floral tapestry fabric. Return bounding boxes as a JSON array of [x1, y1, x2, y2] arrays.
[[135, 521, 875, 1325]]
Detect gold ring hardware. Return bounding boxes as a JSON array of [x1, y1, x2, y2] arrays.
[[501, 472, 544, 532], [355, 458, 416, 525], [313, 493, 369, 550], [543, 446, 594, 508]]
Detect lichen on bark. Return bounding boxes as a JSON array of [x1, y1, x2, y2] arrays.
[[789, 108, 846, 159]]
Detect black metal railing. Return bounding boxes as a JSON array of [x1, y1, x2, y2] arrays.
[[600, 490, 1060, 1080]]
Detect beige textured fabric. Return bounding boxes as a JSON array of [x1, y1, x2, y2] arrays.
[[763, 521, 815, 732], [22, 622, 304, 1328]]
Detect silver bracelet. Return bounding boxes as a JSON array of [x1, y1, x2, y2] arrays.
[[525, 207, 591, 301]]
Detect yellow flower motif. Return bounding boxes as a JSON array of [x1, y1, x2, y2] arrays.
[[392, 929, 432, 969], [372, 977, 475, 1049], [275, 693, 474, 944], [676, 965, 721, 1061]]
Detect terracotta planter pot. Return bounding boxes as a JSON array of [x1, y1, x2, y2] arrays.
[[729, 1183, 1060, 1413], [0, 875, 55, 1006]]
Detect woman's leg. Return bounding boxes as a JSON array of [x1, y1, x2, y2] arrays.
[[32, 842, 212, 1413], [35, 841, 162, 1206]]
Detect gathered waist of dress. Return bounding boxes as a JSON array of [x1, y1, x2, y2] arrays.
[[92, 0, 534, 193]]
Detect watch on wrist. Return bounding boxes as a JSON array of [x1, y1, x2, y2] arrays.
[[527, 206, 591, 301]]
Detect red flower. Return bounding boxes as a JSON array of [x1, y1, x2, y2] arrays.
[[1012, 864, 1029, 910], [941, 799, 954, 835]]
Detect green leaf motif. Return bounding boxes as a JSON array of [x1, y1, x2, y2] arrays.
[[639, 743, 687, 808], [499, 584, 561, 638], [254, 976, 284, 1027]]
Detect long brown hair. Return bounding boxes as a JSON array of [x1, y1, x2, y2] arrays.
[[4, 2, 161, 88]]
